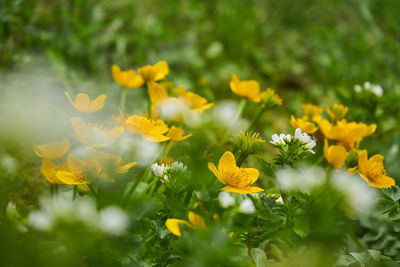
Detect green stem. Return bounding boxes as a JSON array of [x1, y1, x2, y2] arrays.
[[236, 152, 249, 167], [234, 99, 247, 121], [73, 185, 77, 201], [120, 89, 127, 112], [163, 141, 174, 157], [145, 84, 152, 118], [246, 107, 266, 132]]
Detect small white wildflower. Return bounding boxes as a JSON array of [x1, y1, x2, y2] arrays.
[[355, 82, 383, 97], [294, 128, 316, 153], [270, 133, 291, 146], [239, 198, 256, 214], [276, 166, 326, 194], [171, 161, 186, 171], [364, 81, 371, 89], [331, 171, 377, 216], [151, 163, 167, 178], [28, 211, 53, 231], [218, 191, 235, 208], [354, 84, 362, 93], [276, 197, 284, 204], [98, 206, 128, 235], [371, 84, 383, 96], [1, 155, 17, 174], [159, 98, 185, 120], [213, 101, 238, 128]]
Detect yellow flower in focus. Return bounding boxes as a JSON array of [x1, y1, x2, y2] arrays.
[[302, 104, 324, 122], [290, 116, 318, 134], [65, 92, 106, 113], [323, 139, 348, 168], [357, 150, 395, 188], [111, 65, 144, 89], [40, 159, 67, 184], [208, 151, 263, 194], [137, 61, 169, 82], [120, 112, 170, 142], [34, 139, 70, 160], [327, 104, 348, 122], [319, 119, 376, 149], [230, 74, 265, 103], [165, 211, 205, 236], [71, 117, 124, 147], [56, 154, 92, 185], [166, 126, 192, 142], [177, 86, 214, 113]]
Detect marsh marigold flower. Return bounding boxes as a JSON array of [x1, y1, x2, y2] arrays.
[[121, 112, 170, 142], [165, 211, 205, 236], [71, 117, 124, 147], [327, 104, 348, 122], [319, 119, 376, 149], [177, 86, 214, 113], [290, 116, 318, 134], [137, 61, 169, 83], [166, 126, 192, 142], [208, 151, 263, 194], [55, 154, 93, 185], [302, 104, 324, 123], [40, 159, 67, 184], [111, 65, 144, 89], [65, 92, 106, 113], [230, 74, 265, 103], [323, 139, 348, 168], [34, 139, 70, 160], [357, 150, 395, 188]]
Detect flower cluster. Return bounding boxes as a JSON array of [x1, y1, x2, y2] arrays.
[[354, 81, 383, 97]]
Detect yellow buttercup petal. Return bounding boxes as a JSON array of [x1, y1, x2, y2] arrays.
[[165, 219, 191, 236], [243, 168, 259, 184], [65, 92, 106, 113], [112, 64, 144, 88], [221, 185, 264, 194], [166, 126, 192, 142], [187, 212, 206, 228], [153, 61, 169, 81], [34, 139, 70, 160], [56, 170, 89, 185], [323, 139, 348, 168], [218, 151, 236, 170]]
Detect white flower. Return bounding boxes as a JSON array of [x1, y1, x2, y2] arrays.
[[239, 198, 256, 214], [152, 161, 187, 181], [276, 197, 284, 204], [218, 191, 235, 208], [331, 171, 377, 216], [294, 128, 316, 153], [99, 206, 129, 235], [276, 166, 326, 194], [151, 163, 167, 178], [371, 84, 383, 96], [354, 84, 362, 93], [270, 133, 291, 146], [28, 211, 53, 231], [354, 82, 383, 97]]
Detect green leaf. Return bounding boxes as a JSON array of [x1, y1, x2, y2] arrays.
[[251, 248, 268, 267]]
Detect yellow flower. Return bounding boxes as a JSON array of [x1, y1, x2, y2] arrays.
[[319, 119, 376, 149], [65, 92, 106, 113], [111, 65, 144, 89], [229, 74, 265, 103], [357, 150, 395, 188], [34, 139, 70, 160], [177, 85, 214, 113], [263, 88, 282, 108], [56, 154, 92, 185], [87, 148, 136, 182], [71, 117, 124, 147], [137, 61, 169, 83], [148, 81, 169, 118], [165, 211, 205, 236], [166, 126, 192, 142], [40, 159, 67, 184], [208, 151, 263, 194], [120, 112, 170, 142], [302, 104, 324, 122], [290, 116, 318, 134], [327, 104, 348, 122], [323, 138, 348, 168]]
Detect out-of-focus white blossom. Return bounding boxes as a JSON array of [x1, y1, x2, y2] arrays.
[[331, 171, 377, 216], [276, 166, 326, 194], [1, 154, 17, 174], [98, 206, 129, 235], [218, 191, 235, 208], [354, 81, 383, 97], [239, 198, 256, 214]]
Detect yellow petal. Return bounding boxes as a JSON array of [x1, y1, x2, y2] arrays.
[[218, 151, 236, 171], [74, 93, 91, 112], [243, 168, 259, 184], [166, 126, 192, 142], [357, 150, 369, 175], [119, 162, 136, 173], [165, 219, 191, 236], [89, 94, 106, 112], [153, 61, 169, 81], [221, 185, 264, 194], [148, 82, 168, 104], [56, 170, 89, 185], [188, 211, 206, 228], [34, 139, 70, 160]]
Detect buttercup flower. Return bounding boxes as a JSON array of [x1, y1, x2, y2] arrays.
[[229, 74, 265, 103], [71, 117, 124, 147], [121, 112, 170, 142], [177, 86, 214, 113], [111, 65, 144, 89], [323, 139, 348, 168], [137, 61, 169, 82], [40, 159, 67, 184], [208, 151, 263, 194], [302, 104, 324, 122], [65, 92, 106, 113], [290, 116, 318, 134], [34, 139, 70, 160], [319, 119, 376, 149], [166, 126, 192, 142], [326, 104, 348, 122], [166, 211, 205, 236], [55, 155, 92, 185], [357, 150, 395, 188]]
